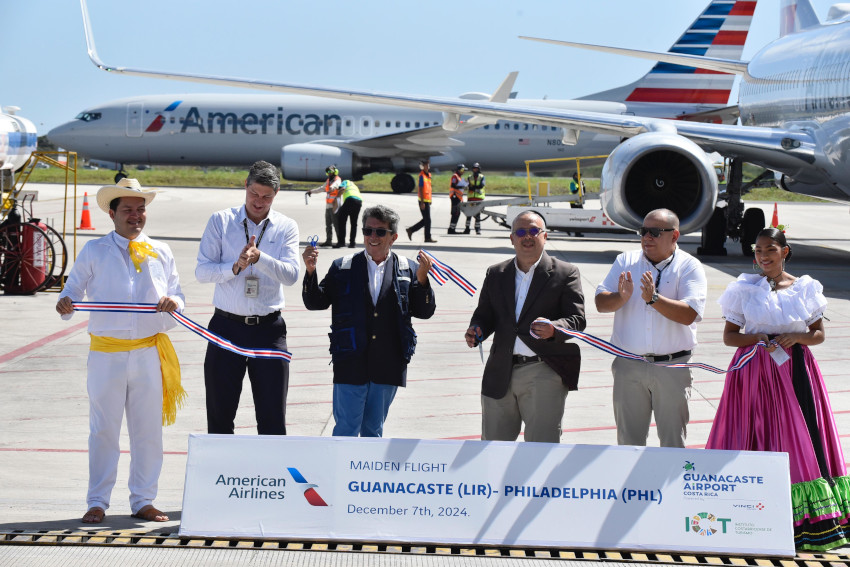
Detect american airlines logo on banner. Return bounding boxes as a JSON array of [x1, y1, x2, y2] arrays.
[[287, 467, 329, 506]]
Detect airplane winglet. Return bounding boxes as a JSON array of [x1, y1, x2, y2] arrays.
[[489, 72, 519, 104], [519, 36, 750, 78], [80, 0, 111, 72]]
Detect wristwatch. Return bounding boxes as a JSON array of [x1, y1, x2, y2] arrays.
[[646, 292, 659, 305]]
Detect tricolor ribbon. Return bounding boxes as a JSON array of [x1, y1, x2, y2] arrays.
[[529, 317, 763, 374], [420, 249, 477, 297], [72, 302, 292, 362]]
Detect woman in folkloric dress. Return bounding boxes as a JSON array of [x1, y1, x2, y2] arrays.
[[706, 227, 850, 551]]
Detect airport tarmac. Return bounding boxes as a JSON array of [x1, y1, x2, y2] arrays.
[[1, 183, 849, 565]]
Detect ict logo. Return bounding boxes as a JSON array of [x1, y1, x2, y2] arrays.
[[688, 512, 731, 536]]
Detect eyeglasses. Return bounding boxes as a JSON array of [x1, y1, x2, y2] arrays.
[[513, 227, 545, 237], [362, 227, 392, 237], [638, 227, 675, 238]]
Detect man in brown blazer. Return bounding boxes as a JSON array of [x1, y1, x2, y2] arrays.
[[465, 210, 585, 443]]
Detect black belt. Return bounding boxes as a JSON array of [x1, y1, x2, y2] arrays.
[[512, 354, 543, 365], [643, 350, 691, 363], [215, 308, 280, 326]]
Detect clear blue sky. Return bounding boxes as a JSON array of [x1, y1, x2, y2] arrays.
[[1, 1, 838, 134]]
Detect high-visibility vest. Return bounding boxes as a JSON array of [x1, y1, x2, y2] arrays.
[[325, 176, 341, 204], [449, 173, 465, 200], [340, 181, 361, 202], [419, 171, 432, 203], [467, 173, 485, 200]]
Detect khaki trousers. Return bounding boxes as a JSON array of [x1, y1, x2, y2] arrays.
[[481, 360, 568, 443], [612, 355, 693, 448]]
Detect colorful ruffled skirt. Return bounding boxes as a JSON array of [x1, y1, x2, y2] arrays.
[[706, 344, 850, 551]]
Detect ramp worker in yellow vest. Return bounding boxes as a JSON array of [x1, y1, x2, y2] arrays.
[[336, 180, 363, 248], [464, 162, 486, 235], [447, 164, 468, 234], [305, 165, 342, 247], [406, 159, 437, 243], [56, 178, 186, 525]]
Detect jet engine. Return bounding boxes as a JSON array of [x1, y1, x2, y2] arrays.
[[600, 132, 718, 235], [280, 144, 364, 182]]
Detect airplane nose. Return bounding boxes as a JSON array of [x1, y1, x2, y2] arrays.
[[47, 122, 75, 148]]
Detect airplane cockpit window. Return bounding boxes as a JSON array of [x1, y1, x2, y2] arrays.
[[75, 112, 102, 122]]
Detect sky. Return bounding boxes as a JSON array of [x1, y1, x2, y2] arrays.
[[1, 0, 840, 135]]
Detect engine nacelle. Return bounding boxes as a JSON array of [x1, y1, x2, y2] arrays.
[[281, 144, 357, 182], [600, 132, 718, 235]]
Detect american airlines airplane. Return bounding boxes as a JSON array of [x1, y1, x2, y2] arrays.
[[66, 0, 849, 253], [49, 0, 752, 195]]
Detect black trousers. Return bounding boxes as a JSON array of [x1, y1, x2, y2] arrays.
[[409, 202, 432, 239], [449, 195, 462, 228], [204, 312, 289, 435], [337, 198, 362, 245]]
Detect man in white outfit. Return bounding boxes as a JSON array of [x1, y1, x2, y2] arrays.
[[56, 178, 184, 524]]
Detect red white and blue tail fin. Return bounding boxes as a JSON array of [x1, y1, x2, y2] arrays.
[[566, 0, 756, 111]]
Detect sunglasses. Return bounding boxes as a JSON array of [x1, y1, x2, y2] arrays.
[[513, 227, 545, 237], [638, 227, 675, 238], [362, 227, 392, 237]]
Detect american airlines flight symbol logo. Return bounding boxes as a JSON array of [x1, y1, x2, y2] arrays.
[[287, 467, 329, 506], [145, 100, 182, 132]]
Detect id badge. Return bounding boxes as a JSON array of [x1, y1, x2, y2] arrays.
[[770, 346, 791, 367], [245, 275, 259, 298]]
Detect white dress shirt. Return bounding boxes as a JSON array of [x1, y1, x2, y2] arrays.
[[196, 205, 300, 315], [365, 251, 388, 306], [513, 254, 543, 356], [595, 247, 707, 355], [59, 231, 185, 339]]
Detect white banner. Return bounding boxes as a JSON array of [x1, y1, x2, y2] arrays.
[[180, 435, 794, 556]]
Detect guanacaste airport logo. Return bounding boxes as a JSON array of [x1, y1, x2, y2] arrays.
[[688, 512, 730, 536], [287, 467, 329, 506]]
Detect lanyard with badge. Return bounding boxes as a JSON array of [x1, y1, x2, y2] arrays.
[[242, 218, 269, 298], [649, 250, 675, 290]]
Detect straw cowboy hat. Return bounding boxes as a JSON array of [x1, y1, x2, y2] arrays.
[[95, 178, 156, 213]]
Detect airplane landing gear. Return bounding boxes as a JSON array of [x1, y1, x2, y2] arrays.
[[697, 206, 728, 256], [740, 207, 765, 256], [390, 173, 415, 194]]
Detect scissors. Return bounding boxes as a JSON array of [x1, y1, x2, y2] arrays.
[[307, 235, 319, 248]]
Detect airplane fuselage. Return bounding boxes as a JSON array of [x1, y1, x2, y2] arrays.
[[738, 20, 850, 200], [48, 94, 706, 180]]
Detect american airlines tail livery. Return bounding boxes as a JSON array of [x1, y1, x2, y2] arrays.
[[51, 0, 752, 198]]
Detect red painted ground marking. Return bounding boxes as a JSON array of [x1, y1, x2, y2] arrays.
[[0, 320, 89, 365]]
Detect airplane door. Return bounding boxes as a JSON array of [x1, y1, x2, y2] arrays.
[[359, 116, 373, 137], [126, 102, 143, 137]]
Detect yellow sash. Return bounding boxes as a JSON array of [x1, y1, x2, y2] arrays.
[[128, 241, 159, 273], [90, 333, 186, 426]]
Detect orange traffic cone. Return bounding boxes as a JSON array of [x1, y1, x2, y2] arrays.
[[771, 202, 779, 228], [78, 192, 96, 230]]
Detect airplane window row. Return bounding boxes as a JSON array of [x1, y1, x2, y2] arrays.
[[172, 117, 437, 130], [482, 123, 548, 131]]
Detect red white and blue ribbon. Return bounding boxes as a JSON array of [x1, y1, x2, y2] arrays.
[[420, 249, 477, 297], [71, 302, 292, 362], [528, 317, 763, 374]]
